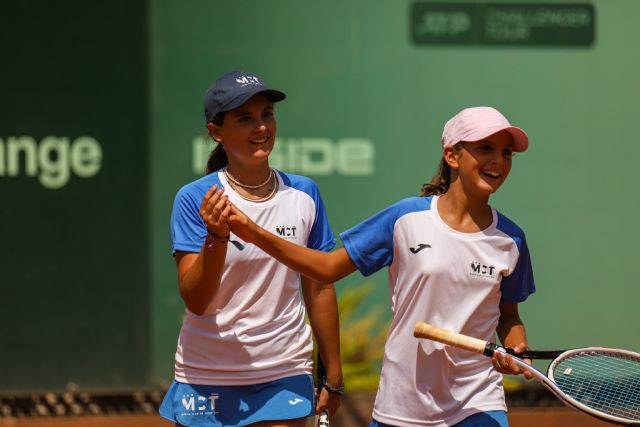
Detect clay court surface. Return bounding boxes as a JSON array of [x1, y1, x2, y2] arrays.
[[0, 408, 613, 427]]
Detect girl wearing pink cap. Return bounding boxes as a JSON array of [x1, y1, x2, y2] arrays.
[[225, 106, 536, 427]]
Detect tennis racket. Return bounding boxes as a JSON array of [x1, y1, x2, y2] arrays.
[[414, 321, 640, 426], [318, 410, 330, 427], [316, 355, 330, 426]]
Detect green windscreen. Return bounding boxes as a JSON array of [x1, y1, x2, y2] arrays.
[[0, 1, 149, 391], [150, 0, 640, 383], [3, 0, 640, 392]]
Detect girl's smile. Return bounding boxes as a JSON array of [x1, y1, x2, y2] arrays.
[[456, 130, 514, 195], [210, 94, 277, 167]]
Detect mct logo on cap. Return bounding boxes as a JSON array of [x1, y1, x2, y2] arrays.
[[204, 70, 286, 122], [234, 75, 261, 86]]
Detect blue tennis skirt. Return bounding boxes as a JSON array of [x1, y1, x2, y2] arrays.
[[159, 374, 315, 426]]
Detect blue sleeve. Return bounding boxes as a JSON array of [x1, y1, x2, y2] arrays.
[[340, 197, 430, 277], [278, 171, 336, 253], [306, 185, 336, 253], [170, 186, 207, 254], [500, 236, 536, 304]]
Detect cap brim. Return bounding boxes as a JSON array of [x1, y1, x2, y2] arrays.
[[260, 89, 286, 103], [464, 125, 529, 152], [224, 88, 286, 113]]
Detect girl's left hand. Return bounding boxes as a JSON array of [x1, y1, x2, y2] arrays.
[[316, 387, 341, 418], [492, 343, 533, 380]]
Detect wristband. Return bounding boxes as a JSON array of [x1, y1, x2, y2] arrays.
[[320, 379, 345, 396], [205, 232, 229, 249], [201, 232, 246, 251]]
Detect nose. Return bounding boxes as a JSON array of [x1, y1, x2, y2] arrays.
[[255, 119, 267, 133], [491, 150, 506, 165]]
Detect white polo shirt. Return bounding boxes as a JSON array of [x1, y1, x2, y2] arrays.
[[340, 195, 535, 426], [170, 169, 335, 385]]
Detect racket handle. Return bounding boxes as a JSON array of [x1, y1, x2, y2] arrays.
[[414, 321, 490, 355], [318, 409, 330, 427]]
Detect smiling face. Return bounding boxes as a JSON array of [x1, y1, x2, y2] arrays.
[[446, 130, 515, 197], [207, 94, 276, 168]]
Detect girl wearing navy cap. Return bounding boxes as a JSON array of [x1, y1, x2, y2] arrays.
[[159, 70, 342, 427], [227, 106, 536, 427]]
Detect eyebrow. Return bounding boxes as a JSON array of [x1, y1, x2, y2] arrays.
[[480, 138, 514, 148], [230, 105, 274, 117]]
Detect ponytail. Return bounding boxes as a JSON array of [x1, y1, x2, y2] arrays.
[[205, 112, 228, 175], [420, 158, 451, 196], [420, 144, 461, 196], [206, 144, 228, 174]]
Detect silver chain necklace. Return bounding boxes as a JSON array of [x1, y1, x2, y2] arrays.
[[224, 167, 274, 189], [224, 168, 278, 203]]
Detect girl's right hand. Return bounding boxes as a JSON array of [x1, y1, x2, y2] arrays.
[[200, 184, 231, 237]]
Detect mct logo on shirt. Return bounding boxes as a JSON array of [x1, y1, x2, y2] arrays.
[[470, 261, 497, 279], [235, 75, 261, 86], [275, 225, 297, 240], [180, 392, 220, 416]]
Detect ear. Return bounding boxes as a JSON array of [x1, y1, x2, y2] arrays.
[[207, 122, 223, 143], [443, 145, 461, 170]]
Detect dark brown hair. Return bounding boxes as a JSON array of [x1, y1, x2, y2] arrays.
[[420, 144, 461, 196], [205, 112, 228, 174]]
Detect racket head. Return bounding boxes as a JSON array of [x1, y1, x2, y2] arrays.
[[547, 347, 640, 425]]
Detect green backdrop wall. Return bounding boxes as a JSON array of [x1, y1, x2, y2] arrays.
[[0, 1, 149, 391], [149, 0, 640, 384], [2, 0, 640, 392]]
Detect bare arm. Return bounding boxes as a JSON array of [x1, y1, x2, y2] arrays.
[[228, 204, 358, 283], [302, 277, 342, 417], [494, 303, 533, 379], [176, 185, 231, 315]]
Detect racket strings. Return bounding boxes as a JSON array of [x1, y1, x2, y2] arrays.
[[552, 351, 640, 421]]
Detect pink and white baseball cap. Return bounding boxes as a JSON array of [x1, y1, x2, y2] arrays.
[[441, 106, 529, 152]]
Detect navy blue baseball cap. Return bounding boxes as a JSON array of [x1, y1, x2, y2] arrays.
[[204, 70, 286, 122]]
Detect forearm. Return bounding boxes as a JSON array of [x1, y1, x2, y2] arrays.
[[495, 303, 534, 378], [252, 226, 355, 283], [177, 238, 227, 315], [303, 280, 342, 386], [496, 303, 528, 348]]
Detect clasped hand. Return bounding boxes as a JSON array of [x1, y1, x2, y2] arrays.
[[199, 185, 258, 242]]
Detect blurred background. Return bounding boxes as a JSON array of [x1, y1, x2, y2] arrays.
[[1, 0, 639, 426]]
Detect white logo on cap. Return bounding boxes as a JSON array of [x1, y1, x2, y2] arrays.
[[235, 75, 261, 86]]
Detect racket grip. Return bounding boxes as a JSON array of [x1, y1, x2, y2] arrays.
[[414, 321, 489, 355], [318, 409, 330, 427]]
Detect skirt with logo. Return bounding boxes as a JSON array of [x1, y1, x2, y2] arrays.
[[159, 374, 315, 426]]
